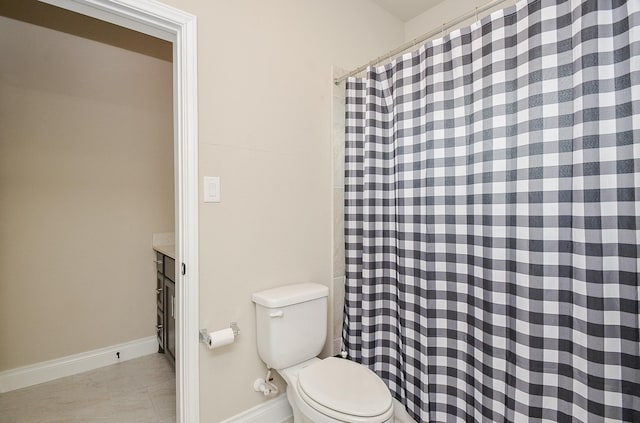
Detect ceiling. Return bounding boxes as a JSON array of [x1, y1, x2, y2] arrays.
[[371, 0, 447, 22], [0, 0, 171, 61]]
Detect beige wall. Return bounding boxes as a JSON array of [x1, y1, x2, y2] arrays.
[[152, 0, 404, 420], [0, 16, 174, 370], [404, 0, 514, 41]]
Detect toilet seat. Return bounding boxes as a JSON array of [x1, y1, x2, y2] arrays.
[[296, 357, 393, 422]]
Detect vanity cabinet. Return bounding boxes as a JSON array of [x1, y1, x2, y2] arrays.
[[155, 251, 176, 364], [165, 279, 176, 360], [156, 271, 164, 352]]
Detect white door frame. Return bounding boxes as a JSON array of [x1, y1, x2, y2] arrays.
[[38, 1, 200, 422]]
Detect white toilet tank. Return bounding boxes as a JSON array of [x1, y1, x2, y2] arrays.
[[252, 283, 328, 370]]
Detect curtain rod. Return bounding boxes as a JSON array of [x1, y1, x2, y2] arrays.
[[334, 0, 513, 85]]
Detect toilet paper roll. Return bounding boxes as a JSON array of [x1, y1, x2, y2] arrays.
[[207, 328, 235, 350]]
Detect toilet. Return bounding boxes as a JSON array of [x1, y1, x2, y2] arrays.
[[252, 283, 394, 423]]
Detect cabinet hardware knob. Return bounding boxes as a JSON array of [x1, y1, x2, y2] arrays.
[[156, 288, 163, 294], [153, 259, 163, 264], [156, 324, 163, 329]]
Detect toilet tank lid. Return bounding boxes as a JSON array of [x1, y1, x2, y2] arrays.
[[252, 283, 328, 308]]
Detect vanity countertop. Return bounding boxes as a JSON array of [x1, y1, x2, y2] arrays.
[[153, 244, 175, 259]]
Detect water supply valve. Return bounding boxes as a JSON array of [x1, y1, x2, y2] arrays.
[[253, 369, 279, 396]]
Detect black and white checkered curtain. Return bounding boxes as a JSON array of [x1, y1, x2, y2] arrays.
[[343, 0, 639, 421]]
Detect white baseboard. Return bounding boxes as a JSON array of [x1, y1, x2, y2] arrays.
[[0, 336, 158, 393], [220, 394, 293, 423], [218, 393, 411, 423]]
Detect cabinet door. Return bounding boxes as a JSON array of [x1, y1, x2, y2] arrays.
[[156, 272, 164, 311], [164, 278, 176, 361], [164, 256, 175, 282], [157, 309, 164, 353]]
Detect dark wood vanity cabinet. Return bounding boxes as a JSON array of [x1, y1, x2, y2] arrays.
[[155, 251, 176, 364], [165, 279, 176, 360], [156, 271, 164, 352]]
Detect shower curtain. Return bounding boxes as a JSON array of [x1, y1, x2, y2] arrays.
[[343, 0, 639, 422]]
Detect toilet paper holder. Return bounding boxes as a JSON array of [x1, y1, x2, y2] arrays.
[[199, 322, 240, 344]]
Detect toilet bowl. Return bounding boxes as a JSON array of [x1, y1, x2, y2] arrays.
[[280, 357, 393, 423], [252, 283, 394, 423]]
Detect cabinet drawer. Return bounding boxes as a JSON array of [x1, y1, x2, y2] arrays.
[[164, 256, 176, 282], [155, 252, 164, 273], [156, 272, 164, 311]]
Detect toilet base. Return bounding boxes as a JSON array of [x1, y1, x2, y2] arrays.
[[286, 386, 308, 423]]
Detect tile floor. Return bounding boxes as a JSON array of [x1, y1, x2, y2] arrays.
[[0, 354, 175, 423]]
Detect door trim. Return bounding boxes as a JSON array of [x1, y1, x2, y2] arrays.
[[37, 1, 200, 421]]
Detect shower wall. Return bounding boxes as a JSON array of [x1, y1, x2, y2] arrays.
[[331, 68, 347, 355]]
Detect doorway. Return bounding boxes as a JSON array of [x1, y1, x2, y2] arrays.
[[0, 0, 199, 421]]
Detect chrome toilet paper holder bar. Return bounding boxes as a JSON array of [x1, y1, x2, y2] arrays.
[[199, 322, 240, 344]]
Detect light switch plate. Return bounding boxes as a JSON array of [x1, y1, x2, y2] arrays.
[[203, 176, 221, 203]]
